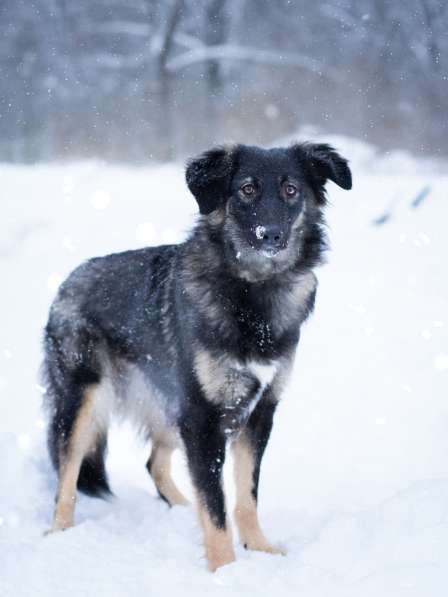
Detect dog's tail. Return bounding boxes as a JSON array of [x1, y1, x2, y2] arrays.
[[47, 413, 112, 497], [46, 389, 112, 498], [43, 318, 112, 499], [46, 385, 112, 498], [76, 436, 112, 497]]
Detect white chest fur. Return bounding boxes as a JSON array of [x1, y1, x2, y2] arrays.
[[194, 349, 279, 407], [246, 361, 278, 392], [243, 360, 279, 415], [217, 359, 279, 435]]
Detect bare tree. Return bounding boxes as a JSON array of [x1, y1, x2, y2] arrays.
[[0, 0, 447, 161], [155, 0, 185, 159]]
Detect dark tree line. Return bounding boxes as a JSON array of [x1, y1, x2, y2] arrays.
[[0, 0, 447, 162]]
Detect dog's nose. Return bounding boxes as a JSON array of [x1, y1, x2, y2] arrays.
[[258, 225, 284, 249]]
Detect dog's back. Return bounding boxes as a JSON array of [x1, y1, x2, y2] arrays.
[[43, 244, 183, 496]]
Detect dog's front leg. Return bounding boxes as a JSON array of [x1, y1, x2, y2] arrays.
[[233, 396, 285, 555], [181, 410, 235, 572]]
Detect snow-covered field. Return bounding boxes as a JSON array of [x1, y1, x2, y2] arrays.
[[1, 137, 448, 596]]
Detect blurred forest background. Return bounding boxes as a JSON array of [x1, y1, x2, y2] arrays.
[[1, 0, 447, 163]]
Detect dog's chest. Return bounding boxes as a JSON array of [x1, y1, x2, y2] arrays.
[[194, 350, 279, 434], [223, 279, 308, 356], [234, 306, 274, 352], [219, 360, 278, 435]]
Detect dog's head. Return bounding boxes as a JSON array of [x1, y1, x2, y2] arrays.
[[186, 143, 352, 281]]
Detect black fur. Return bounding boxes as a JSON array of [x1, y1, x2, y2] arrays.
[[77, 435, 110, 497], [186, 146, 237, 215], [43, 142, 351, 556], [245, 395, 278, 502]]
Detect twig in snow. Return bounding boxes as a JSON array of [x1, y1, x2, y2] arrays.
[[410, 185, 431, 208]]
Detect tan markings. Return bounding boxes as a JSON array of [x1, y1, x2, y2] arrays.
[[196, 500, 235, 572], [194, 349, 245, 403], [295, 270, 317, 300], [269, 355, 295, 402], [148, 443, 189, 506], [292, 205, 306, 230], [208, 208, 226, 226], [194, 349, 227, 400], [194, 348, 255, 405], [50, 385, 98, 532], [271, 271, 317, 335], [232, 434, 285, 555]]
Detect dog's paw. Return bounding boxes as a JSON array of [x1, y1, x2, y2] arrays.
[[207, 548, 236, 572], [44, 520, 74, 536], [243, 540, 287, 556], [167, 495, 190, 507]]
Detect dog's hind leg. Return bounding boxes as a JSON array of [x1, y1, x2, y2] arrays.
[[50, 384, 103, 532], [44, 315, 112, 532], [146, 442, 189, 506], [233, 397, 285, 555]]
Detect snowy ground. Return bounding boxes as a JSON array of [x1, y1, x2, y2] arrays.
[[1, 137, 448, 596]]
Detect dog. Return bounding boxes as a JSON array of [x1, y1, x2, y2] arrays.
[[43, 142, 352, 571]]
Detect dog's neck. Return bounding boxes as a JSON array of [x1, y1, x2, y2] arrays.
[[181, 220, 319, 343]]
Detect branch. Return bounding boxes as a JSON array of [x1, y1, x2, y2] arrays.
[[85, 21, 150, 37], [166, 45, 342, 82], [159, 0, 185, 71], [173, 32, 205, 51], [321, 3, 364, 31]]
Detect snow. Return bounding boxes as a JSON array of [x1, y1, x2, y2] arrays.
[[255, 224, 266, 240], [1, 139, 448, 595]]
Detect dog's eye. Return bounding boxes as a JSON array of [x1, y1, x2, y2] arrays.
[[285, 183, 297, 197], [241, 183, 255, 197]]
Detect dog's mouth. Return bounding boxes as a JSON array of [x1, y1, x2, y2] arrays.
[[250, 238, 287, 258], [227, 236, 297, 282], [223, 217, 296, 280], [259, 247, 281, 259], [232, 229, 291, 261], [237, 242, 286, 262]]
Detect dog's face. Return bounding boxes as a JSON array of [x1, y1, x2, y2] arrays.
[[186, 143, 352, 280]]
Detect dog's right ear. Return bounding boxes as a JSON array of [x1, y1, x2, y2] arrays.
[[186, 146, 237, 215]]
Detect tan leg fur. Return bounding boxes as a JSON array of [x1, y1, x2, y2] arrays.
[[50, 385, 98, 532], [197, 500, 235, 571], [148, 443, 189, 506], [233, 434, 285, 555]]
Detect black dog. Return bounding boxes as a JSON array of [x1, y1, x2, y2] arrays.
[[43, 142, 352, 570]]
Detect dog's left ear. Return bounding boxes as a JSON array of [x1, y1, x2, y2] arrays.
[[186, 146, 237, 215], [293, 143, 352, 198]]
